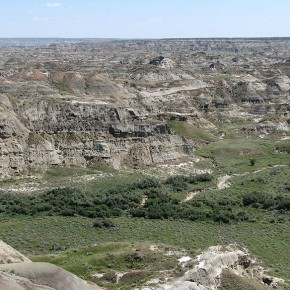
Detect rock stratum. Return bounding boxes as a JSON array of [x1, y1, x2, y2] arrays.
[[0, 38, 290, 178]]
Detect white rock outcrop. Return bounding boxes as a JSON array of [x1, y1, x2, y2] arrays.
[[0, 240, 102, 290]]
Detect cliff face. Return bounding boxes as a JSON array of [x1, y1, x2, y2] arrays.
[[0, 91, 193, 178]]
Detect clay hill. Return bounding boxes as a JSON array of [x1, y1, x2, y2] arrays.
[[0, 38, 289, 179]]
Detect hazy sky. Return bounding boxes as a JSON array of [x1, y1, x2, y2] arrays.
[[0, 0, 289, 38]]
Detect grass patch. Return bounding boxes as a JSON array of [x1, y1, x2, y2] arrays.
[[229, 165, 290, 198], [197, 138, 289, 174], [219, 269, 272, 290], [170, 121, 216, 143], [275, 139, 290, 154], [32, 242, 178, 289], [50, 80, 73, 94], [0, 216, 289, 281]]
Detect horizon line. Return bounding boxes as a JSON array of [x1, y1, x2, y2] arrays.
[[1, 36, 290, 40]]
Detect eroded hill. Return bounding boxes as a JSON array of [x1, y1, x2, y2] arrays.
[[0, 38, 289, 178]]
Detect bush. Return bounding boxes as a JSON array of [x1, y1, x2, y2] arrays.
[[249, 158, 256, 166], [164, 175, 188, 192], [130, 208, 147, 218], [243, 191, 269, 208], [212, 209, 234, 224], [242, 191, 290, 211], [191, 173, 214, 183], [189, 207, 213, 221], [274, 195, 290, 210], [134, 178, 160, 189], [235, 210, 249, 221], [93, 218, 115, 228]]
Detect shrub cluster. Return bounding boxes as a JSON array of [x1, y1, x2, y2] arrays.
[[164, 173, 213, 192], [0, 187, 142, 218], [1, 173, 287, 224], [243, 191, 290, 211], [93, 218, 115, 228]]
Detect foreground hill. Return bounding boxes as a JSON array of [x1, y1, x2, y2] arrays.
[[0, 240, 101, 289], [0, 240, 282, 290]]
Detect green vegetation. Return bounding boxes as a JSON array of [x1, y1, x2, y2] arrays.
[[249, 157, 256, 166], [191, 166, 290, 223], [0, 123, 289, 288], [0, 216, 289, 281], [45, 166, 96, 178], [219, 269, 272, 290], [93, 218, 115, 228], [7, 169, 286, 225], [32, 242, 179, 289], [0, 173, 218, 221], [50, 80, 73, 94], [197, 138, 289, 174], [170, 121, 216, 143], [275, 139, 290, 154], [0, 159, 289, 287], [228, 166, 290, 205]]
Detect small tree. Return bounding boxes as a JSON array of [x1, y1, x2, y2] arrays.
[[249, 158, 256, 166]]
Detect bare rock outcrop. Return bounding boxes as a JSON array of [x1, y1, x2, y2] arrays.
[[0, 263, 102, 290], [0, 240, 102, 290], [0, 92, 194, 178], [142, 245, 283, 290], [0, 240, 31, 264]]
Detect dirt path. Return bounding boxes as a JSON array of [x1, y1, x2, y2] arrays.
[[217, 175, 231, 189], [218, 164, 287, 190], [183, 191, 200, 202], [231, 164, 287, 179], [184, 164, 287, 202]]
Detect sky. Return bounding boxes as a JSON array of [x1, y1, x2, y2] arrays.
[[0, 0, 289, 38]]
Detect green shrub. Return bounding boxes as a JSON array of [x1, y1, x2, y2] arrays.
[[164, 175, 188, 192], [134, 178, 160, 189], [250, 158, 256, 166], [93, 218, 115, 228]]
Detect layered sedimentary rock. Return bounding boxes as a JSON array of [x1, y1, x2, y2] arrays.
[[0, 86, 194, 178], [0, 38, 290, 178]]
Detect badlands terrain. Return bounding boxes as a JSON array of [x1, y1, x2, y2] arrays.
[[0, 38, 289, 289]]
